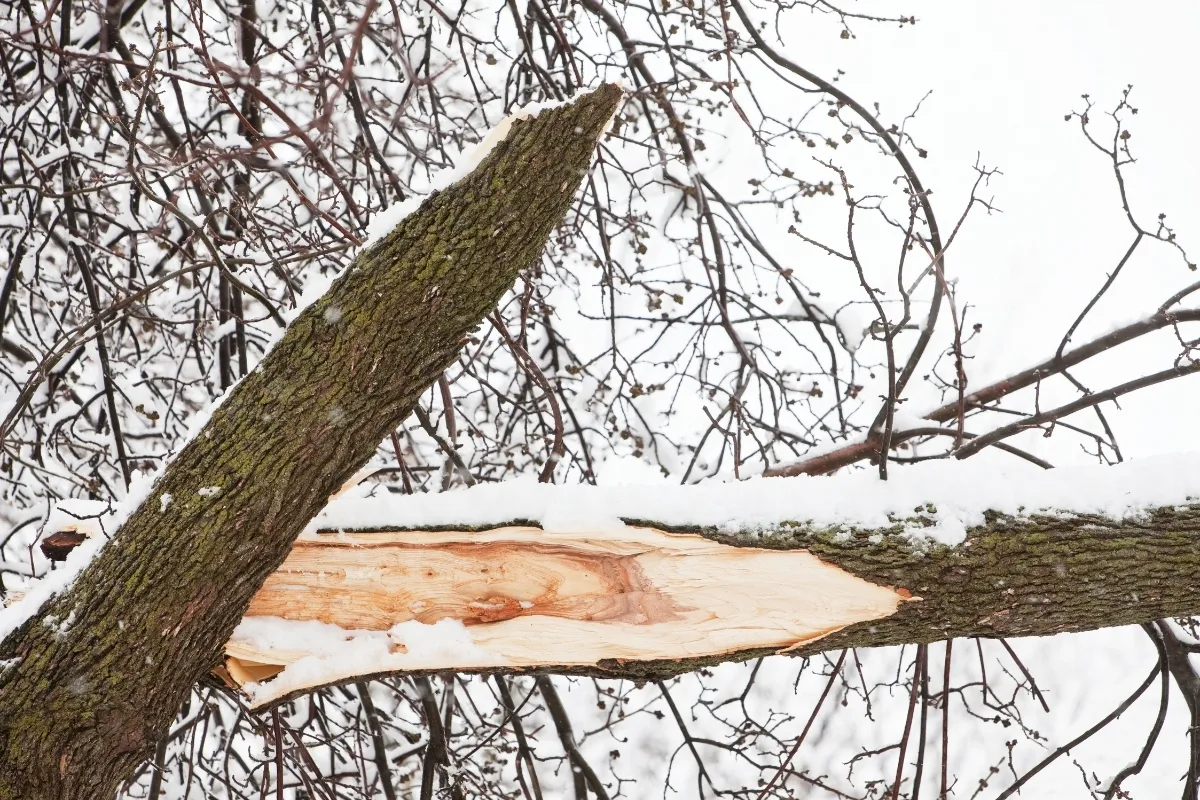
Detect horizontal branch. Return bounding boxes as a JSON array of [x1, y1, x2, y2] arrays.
[[925, 308, 1200, 425], [216, 456, 1200, 706]]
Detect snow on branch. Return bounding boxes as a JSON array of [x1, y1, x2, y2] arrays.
[[216, 455, 1200, 706], [313, 454, 1200, 545]]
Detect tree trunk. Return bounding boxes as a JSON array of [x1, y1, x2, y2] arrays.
[[0, 84, 623, 800], [214, 500, 1200, 703]]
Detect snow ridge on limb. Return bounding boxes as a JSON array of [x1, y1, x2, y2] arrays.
[[0, 84, 624, 800], [360, 89, 621, 250], [311, 454, 1200, 546]]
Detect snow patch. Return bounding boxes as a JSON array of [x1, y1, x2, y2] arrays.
[[788, 296, 866, 354], [0, 529, 105, 643], [231, 617, 498, 704], [0, 473, 160, 644]]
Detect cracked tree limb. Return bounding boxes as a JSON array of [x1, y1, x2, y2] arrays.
[[221, 501, 1200, 706]]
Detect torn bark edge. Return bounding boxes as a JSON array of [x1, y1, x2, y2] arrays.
[[211, 526, 916, 707]]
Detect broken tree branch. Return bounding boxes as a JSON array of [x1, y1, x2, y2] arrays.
[[215, 460, 1200, 706]]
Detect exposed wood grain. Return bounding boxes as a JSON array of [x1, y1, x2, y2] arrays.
[[218, 502, 1200, 705], [223, 526, 906, 705]]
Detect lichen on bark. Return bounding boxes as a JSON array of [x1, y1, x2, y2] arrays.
[[0, 84, 623, 800], [597, 505, 1200, 681]]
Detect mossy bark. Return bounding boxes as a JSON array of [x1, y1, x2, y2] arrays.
[[0, 84, 622, 800], [587, 506, 1200, 680]]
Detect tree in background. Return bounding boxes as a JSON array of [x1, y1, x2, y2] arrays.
[[1, 1, 1198, 798]]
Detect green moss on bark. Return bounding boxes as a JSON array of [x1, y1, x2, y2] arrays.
[[0, 85, 623, 800], [591, 505, 1200, 681]]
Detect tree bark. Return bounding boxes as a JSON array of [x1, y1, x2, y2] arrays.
[[0, 84, 623, 800], [215, 503, 1200, 703]]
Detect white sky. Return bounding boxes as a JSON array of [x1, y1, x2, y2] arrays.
[[649, 5, 1200, 795], [772, 2, 1200, 460]]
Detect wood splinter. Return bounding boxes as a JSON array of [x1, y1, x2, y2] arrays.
[[220, 525, 907, 705]]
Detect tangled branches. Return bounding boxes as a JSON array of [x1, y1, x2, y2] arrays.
[[2, 0, 1199, 797]]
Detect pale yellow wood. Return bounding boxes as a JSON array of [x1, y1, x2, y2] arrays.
[[224, 526, 906, 704]]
